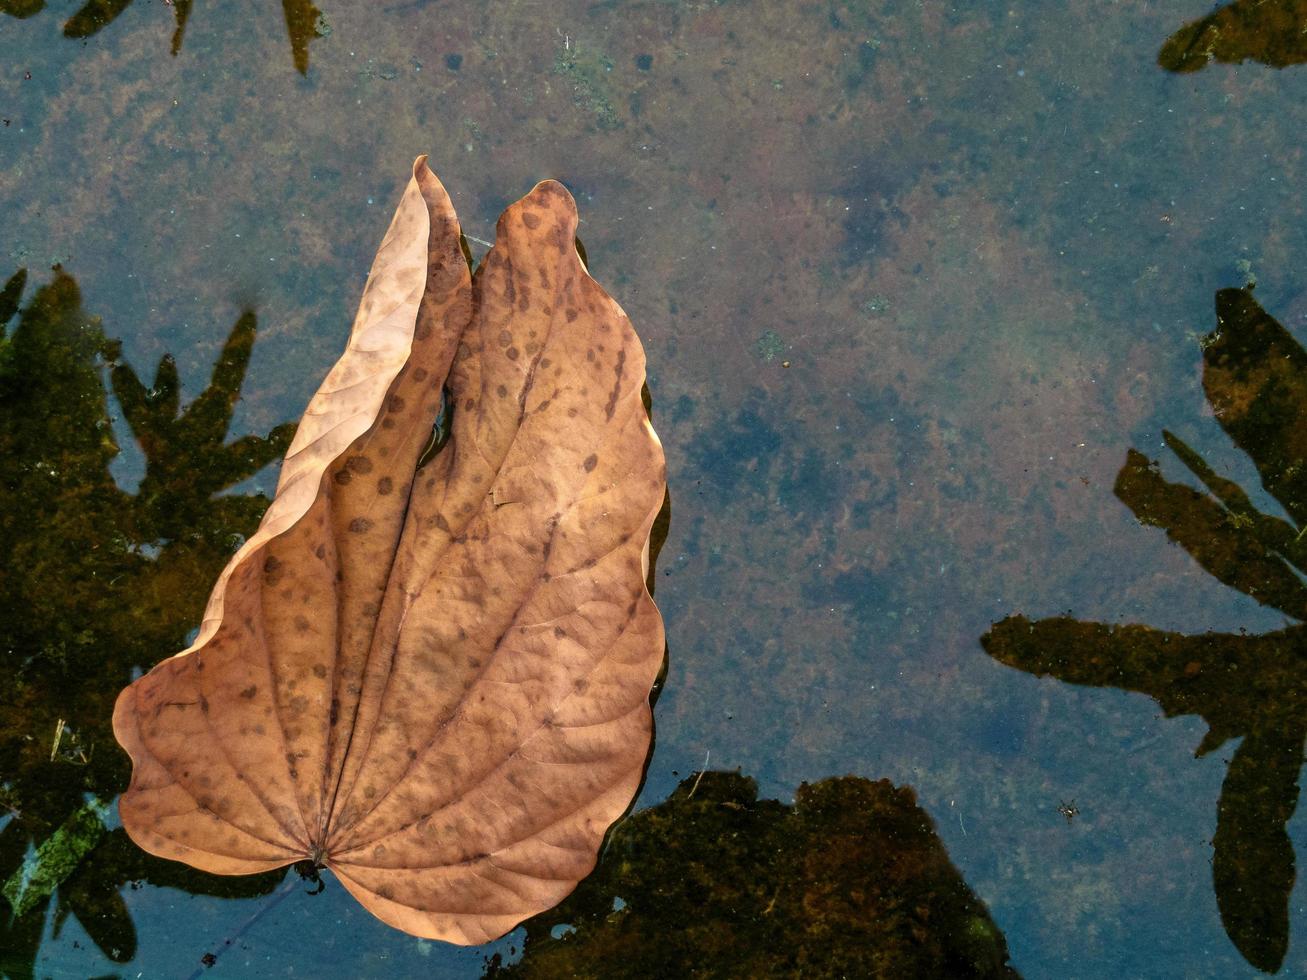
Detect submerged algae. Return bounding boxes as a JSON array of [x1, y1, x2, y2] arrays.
[[2, 798, 109, 919], [488, 771, 1019, 979]]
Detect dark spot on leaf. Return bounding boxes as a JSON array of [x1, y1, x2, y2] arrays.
[[349, 517, 373, 533]]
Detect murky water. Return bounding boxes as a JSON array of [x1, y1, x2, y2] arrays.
[[3, 1, 1307, 976]]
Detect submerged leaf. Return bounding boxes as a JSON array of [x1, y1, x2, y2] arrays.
[[281, 0, 323, 75], [113, 159, 667, 944], [0, 2, 45, 19], [61, 0, 132, 39], [1205, 287, 1307, 530], [1113, 448, 1307, 621], [0, 269, 25, 332], [1213, 727, 1302, 974]]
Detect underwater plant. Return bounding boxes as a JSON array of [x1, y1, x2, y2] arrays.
[[0, 267, 293, 977], [984, 287, 1307, 973], [0, 0, 326, 74]]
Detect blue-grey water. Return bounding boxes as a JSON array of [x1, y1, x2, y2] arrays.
[[3, 1, 1307, 976]]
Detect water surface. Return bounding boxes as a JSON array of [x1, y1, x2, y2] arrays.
[[3, 1, 1307, 976]]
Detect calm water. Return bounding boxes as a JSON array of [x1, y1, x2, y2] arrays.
[[3, 1, 1307, 976]]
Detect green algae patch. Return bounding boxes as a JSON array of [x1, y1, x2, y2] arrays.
[[554, 44, 621, 130], [3, 797, 110, 918], [754, 329, 784, 362]]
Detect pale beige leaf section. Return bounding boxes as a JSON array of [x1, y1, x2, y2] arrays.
[[184, 157, 446, 653], [112, 157, 466, 874], [113, 166, 667, 946]]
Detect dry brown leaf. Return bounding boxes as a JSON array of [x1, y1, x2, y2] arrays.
[[112, 158, 667, 944]]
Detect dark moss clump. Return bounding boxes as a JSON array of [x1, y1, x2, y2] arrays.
[[489, 771, 1018, 979]]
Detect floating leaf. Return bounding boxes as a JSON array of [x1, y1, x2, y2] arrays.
[[113, 159, 667, 945]]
